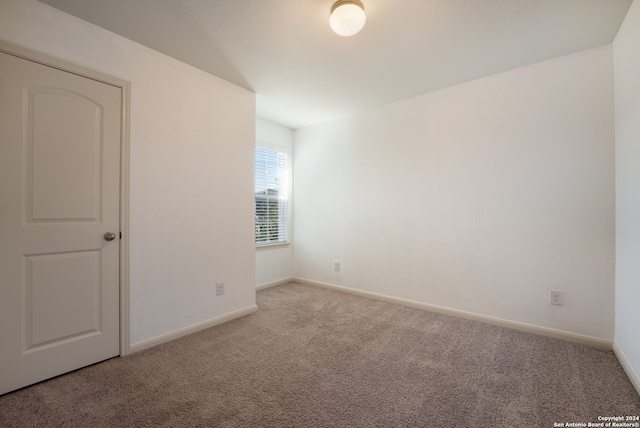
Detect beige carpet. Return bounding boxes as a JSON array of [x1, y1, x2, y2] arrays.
[[1, 282, 639, 427]]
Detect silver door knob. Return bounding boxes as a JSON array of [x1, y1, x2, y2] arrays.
[[103, 232, 117, 241]]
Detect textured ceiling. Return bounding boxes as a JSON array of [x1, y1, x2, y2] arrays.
[[38, 0, 633, 129]]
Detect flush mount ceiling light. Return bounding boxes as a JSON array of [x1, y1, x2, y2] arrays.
[[329, 0, 366, 37]]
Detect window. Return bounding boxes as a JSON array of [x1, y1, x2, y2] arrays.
[[255, 146, 288, 245]]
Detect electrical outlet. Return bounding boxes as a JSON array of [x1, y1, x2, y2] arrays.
[[216, 281, 225, 296], [549, 290, 562, 306], [334, 261, 340, 271]]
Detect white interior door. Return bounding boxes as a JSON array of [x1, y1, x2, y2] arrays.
[[0, 51, 121, 395]]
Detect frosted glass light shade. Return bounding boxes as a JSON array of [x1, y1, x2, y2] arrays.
[[330, 0, 366, 37]]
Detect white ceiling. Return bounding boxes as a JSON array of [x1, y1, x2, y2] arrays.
[[38, 0, 632, 129]]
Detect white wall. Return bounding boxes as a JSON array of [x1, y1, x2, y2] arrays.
[[255, 118, 294, 287], [614, 0, 640, 392], [294, 46, 615, 340], [0, 0, 257, 347]]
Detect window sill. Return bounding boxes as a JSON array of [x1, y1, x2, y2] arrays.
[[256, 242, 290, 251]]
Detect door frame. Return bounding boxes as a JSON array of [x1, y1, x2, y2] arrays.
[[0, 40, 132, 356]]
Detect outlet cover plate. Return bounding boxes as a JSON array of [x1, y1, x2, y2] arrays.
[[550, 290, 562, 306]]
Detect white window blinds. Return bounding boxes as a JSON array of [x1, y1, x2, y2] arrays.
[[255, 147, 288, 245]]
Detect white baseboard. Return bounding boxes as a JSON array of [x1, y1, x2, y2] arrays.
[[613, 342, 640, 396], [256, 277, 294, 291], [294, 277, 613, 350], [129, 305, 259, 354]]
